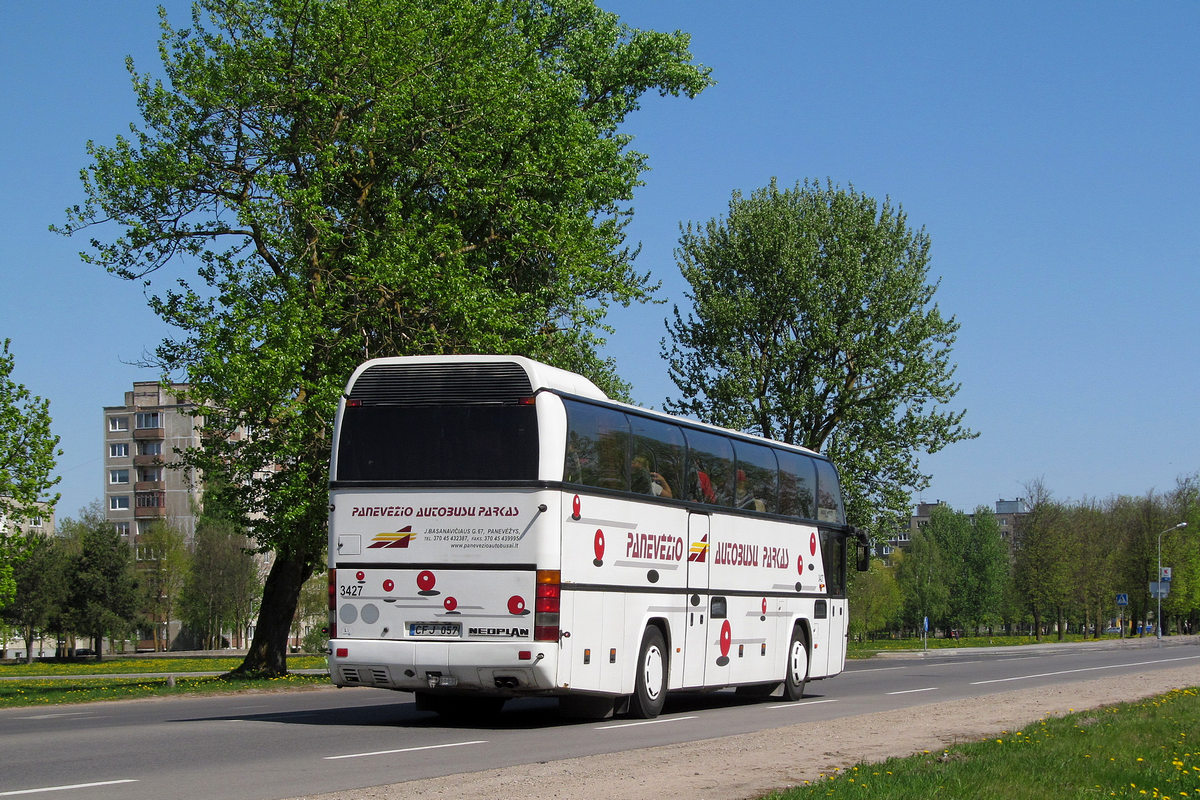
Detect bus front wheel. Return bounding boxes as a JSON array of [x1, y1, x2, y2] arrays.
[[629, 626, 667, 718], [783, 627, 809, 701]]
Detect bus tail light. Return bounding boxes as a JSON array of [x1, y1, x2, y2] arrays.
[[327, 569, 337, 639], [534, 569, 560, 642]]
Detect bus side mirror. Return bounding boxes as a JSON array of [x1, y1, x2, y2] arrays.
[[857, 542, 871, 572]]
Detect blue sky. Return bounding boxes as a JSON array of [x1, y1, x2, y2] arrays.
[[2, 2, 1197, 521]]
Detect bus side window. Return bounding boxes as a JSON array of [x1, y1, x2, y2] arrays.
[[733, 440, 778, 513], [814, 458, 846, 525], [819, 529, 847, 597], [563, 400, 630, 491], [629, 415, 685, 500], [777, 450, 816, 520], [683, 429, 734, 506]]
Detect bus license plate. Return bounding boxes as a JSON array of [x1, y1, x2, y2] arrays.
[[408, 622, 461, 638]]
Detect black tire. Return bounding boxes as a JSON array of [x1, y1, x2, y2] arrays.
[[629, 626, 668, 718], [783, 627, 809, 701]]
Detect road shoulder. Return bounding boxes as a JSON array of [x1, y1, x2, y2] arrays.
[[290, 664, 1200, 800]]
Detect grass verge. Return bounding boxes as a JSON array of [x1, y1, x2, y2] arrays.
[[0, 656, 330, 708], [764, 687, 1200, 800]]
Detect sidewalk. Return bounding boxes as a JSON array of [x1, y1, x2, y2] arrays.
[[870, 633, 1200, 658]]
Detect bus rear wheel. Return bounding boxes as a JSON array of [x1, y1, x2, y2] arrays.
[[783, 628, 809, 701], [629, 626, 667, 718]]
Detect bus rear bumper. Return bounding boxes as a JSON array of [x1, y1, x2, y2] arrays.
[[327, 639, 560, 695]]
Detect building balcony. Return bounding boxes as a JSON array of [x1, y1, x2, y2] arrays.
[[133, 427, 165, 441], [134, 506, 167, 519], [134, 481, 165, 492], [133, 455, 163, 467]]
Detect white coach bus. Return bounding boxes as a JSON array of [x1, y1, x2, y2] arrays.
[[326, 355, 867, 718]]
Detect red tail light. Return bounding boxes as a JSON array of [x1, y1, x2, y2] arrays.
[[327, 569, 337, 639], [534, 569, 560, 642]]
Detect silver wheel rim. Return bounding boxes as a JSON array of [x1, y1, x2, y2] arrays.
[[643, 645, 664, 701], [789, 639, 807, 685]]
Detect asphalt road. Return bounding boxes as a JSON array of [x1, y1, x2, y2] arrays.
[[2, 636, 1197, 800]]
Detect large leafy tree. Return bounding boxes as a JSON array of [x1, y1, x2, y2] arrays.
[[0, 339, 62, 606], [963, 507, 1008, 635], [1012, 482, 1071, 641], [136, 520, 190, 651], [1, 532, 68, 663], [179, 517, 260, 650], [894, 531, 949, 636], [847, 557, 901, 640], [58, 0, 711, 674], [663, 179, 974, 535], [62, 502, 140, 658], [1158, 480, 1200, 636], [925, 505, 973, 633]]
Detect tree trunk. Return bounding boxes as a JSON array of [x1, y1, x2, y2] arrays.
[[228, 553, 312, 677]]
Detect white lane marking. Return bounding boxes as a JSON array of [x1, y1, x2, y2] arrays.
[[596, 715, 698, 730], [769, 698, 839, 710], [887, 687, 939, 695], [971, 654, 1200, 685], [848, 666, 906, 673], [14, 712, 97, 721], [325, 740, 486, 760], [0, 780, 139, 796]]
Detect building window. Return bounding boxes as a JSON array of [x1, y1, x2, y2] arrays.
[[138, 441, 162, 456], [138, 467, 163, 482], [109, 469, 130, 484], [109, 443, 129, 458], [114, 521, 130, 537], [136, 491, 164, 508], [110, 496, 130, 511], [109, 416, 129, 432], [136, 412, 161, 429]]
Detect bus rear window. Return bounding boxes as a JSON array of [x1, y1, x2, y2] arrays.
[[335, 405, 539, 482]]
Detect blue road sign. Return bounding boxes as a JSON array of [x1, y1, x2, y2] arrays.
[[1116, 593, 1129, 606]]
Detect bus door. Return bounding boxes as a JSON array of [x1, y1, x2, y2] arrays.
[[683, 512, 710, 687], [817, 527, 849, 675]]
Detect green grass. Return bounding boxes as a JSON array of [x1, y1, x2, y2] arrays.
[[764, 687, 1200, 800], [0, 655, 330, 708], [0, 655, 327, 676]]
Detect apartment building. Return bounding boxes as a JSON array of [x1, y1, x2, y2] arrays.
[[878, 498, 1030, 556], [993, 497, 1031, 545], [0, 500, 55, 538], [103, 382, 202, 546]]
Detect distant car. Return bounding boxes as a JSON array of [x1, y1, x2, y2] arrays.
[[1104, 626, 1121, 634]]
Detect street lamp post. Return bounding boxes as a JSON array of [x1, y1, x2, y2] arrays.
[[1156, 522, 1188, 640]]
